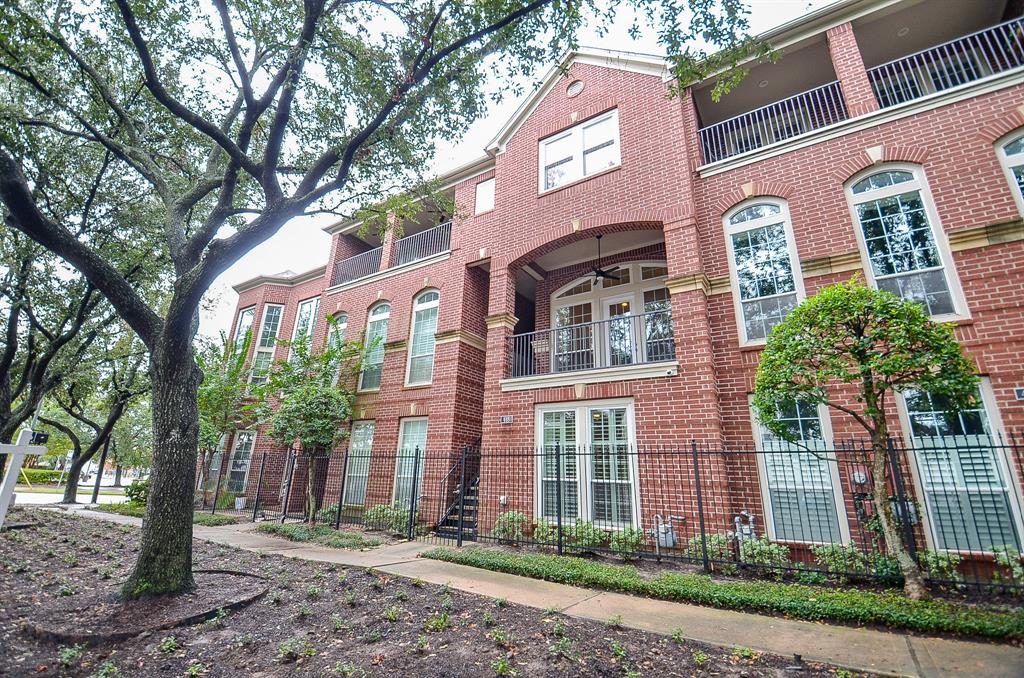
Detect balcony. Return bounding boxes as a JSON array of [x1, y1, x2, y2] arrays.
[[506, 310, 676, 379], [393, 221, 452, 267], [867, 18, 1024, 109], [332, 246, 382, 286], [698, 81, 848, 164], [330, 221, 452, 287]]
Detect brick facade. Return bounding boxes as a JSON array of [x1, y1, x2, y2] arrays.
[[214, 4, 1024, 558]]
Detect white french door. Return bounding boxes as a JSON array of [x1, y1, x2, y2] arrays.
[[535, 400, 639, 528], [344, 421, 374, 506], [393, 418, 428, 508]]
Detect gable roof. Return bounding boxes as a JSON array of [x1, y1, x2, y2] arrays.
[[484, 47, 670, 155]]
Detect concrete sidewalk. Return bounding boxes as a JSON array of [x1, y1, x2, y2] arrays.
[[57, 507, 1024, 677]]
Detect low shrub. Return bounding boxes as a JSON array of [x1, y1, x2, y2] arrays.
[[124, 478, 151, 505], [738, 538, 790, 578], [569, 521, 606, 548], [362, 504, 416, 535], [421, 547, 1024, 640], [810, 543, 869, 583], [317, 503, 340, 524], [20, 468, 63, 484], [609, 527, 646, 559], [255, 522, 383, 550], [492, 511, 528, 545], [686, 534, 736, 573], [993, 545, 1024, 584], [532, 519, 557, 545], [919, 550, 963, 584]]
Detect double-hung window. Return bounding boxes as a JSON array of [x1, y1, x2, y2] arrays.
[[725, 201, 803, 343], [754, 402, 845, 544], [475, 178, 495, 214], [539, 109, 620, 192], [901, 387, 1022, 552], [406, 291, 439, 386], [328, 313, 348, 384], [343, 421, 374, 507], [535, 400, 638, 529], [996, 131, 1024, 214], [289, 297, 320, 361], [848, 168, 960, 318], [359, 303, 390, 391], [234, 307, 255, 347], [250, 304, 283, 385]]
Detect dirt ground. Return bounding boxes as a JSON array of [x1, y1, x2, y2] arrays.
[[0, 508, 860, 677]]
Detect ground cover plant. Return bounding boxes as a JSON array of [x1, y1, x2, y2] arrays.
[[255, 522, 386, 550], [91, 503, 239, 526], [422, 548, 1024, 641], [1, 508, 855, 677]]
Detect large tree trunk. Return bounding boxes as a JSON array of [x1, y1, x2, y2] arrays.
[[114, 465, 123, 487], [869, 423, 928, 600], [122, 345, 201, 598], [62, 450, 85, 504]]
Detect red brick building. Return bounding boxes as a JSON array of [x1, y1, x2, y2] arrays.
[[215, 0, 1024, 568]]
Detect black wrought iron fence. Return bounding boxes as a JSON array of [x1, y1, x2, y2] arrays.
[[210, 435, 1024, 592]]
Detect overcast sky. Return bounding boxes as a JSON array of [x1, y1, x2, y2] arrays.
[[198, 0, 831, 339]]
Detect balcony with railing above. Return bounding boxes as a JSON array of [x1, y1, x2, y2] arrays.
[[506, 309, 676, 379], [393, 221, 452, 267], [331, 246, 383, 286], [866, 17, 1024, 109], [698, 81, 849, 164], [329, 221, 453, 287]]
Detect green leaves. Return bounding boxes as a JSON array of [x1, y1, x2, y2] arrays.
[[196, 329, 253, 445], [752, 277, 978, 441]]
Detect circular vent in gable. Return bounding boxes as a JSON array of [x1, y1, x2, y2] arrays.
[[566, 80, 584, 98]]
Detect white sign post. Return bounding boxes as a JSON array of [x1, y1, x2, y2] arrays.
[[0, 428, 47, 529]]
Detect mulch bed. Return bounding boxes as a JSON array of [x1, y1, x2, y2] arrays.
[[1, 507, 859, 677]]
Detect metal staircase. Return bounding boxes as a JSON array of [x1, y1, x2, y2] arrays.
[[434, 475, 479, 541]]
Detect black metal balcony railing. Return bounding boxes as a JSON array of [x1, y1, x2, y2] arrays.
[[394, 221, 452, 267], [506, 309, 676, 379], [332, 246, 382, 286], [698, 80, 848, 164], [868, 18, 1024, 109]]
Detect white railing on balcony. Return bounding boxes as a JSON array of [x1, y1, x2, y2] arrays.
[[332, 246, 382, 286], [698, 80, 848, 164], [868, 17, 1024, 109], [393, 221, 452, 267], [506, 310, 675, 379]]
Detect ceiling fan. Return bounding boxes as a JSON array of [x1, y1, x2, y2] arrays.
[[591, 234, 621, 282]]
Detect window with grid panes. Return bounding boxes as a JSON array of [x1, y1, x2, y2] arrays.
[[850, 169, 956, 316], [406, 291, 439, 385]]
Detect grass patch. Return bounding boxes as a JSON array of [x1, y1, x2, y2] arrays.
[[422, 547, 1024, 640], [91, 504, 239, 526], [255, 522, 383, 550]]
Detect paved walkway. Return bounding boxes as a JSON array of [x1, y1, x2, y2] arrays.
[[57, 508, 1024, 677]]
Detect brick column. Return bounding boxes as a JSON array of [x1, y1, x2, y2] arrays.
[[380, 214, 400, 269], [826, 22, 879, 117]]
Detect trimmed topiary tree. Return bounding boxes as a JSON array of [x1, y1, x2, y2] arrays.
[[753, 277, 978, 600]]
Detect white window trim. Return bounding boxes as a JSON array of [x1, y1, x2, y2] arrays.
[[844, 163, 969, 322], [746, 400, 851, 545], [995, 129, 1024, 217], [537, 109, 621, 194], [532, 398, 641, 530], [723, 199, 806, 346], [358, 303, 391, 392], [234, 306, 256, 346], [343, 420, 374, 507], [895, 378, 1024, 554], [250, 303, 283, 384], [329, 313, 349, 384], [405, 290, 440, 387], [289, 296, 320, 361], [393, 417, 428, 506], [474, 177, 496, 214], [226, 430, 257, 494], [549, 261, 669, 328]]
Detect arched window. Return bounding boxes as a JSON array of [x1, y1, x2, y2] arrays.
[[846, 166, 961, 318], [996, 131, 1024, 215], [406, 290, 440, 386], [358, 303, 390, 391], [327, 313, 348, 348], [723, 200, 804, 344]]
